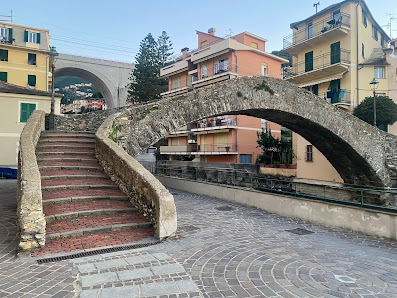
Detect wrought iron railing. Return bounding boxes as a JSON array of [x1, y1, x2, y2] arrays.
[[284, 49, 350, 78], [320, 89, 351, 104], [197, 143, 238, 153], [283, 13, 350, 49], [198, 63, 238, 80], [194, 116, 238, 129]]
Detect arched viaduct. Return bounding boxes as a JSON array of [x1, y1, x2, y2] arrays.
[[54, 53, 134, 109], [112, 76, 397, 188]]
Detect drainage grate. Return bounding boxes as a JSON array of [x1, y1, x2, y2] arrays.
[[215, 206, 234, 211], [36, 240, 162, 264], [178, 225, 200, 232], [285, 228, 314, 235]]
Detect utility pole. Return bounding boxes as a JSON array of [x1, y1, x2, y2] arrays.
[[314, 2, 320, 14]]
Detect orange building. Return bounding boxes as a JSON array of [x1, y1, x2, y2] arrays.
[[159, 28, 289, 164]]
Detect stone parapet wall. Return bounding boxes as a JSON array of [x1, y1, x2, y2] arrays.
[[95, 113, 177, 239], [17, 110, 46, 251]]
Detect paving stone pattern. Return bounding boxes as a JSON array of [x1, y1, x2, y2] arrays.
[[3, 179, 397, 297]]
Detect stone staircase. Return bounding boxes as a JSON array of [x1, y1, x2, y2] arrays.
[[33, 131, 155, 256]]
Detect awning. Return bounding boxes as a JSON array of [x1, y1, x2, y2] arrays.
[[298, 71, 346, 88]]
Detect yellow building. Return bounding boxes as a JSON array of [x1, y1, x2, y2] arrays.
[[282, 0, 390, 183], [0, 21, 50, 91]]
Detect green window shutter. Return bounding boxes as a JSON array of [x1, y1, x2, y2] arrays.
[[20, 103, 36, 122], [24, 31, 28, 42], [0, 49, 8, 61], [28, 75, 36, 86], [0, 72, 7, 82], [330, 41, 340, 64], [8, 28, 13, 43], [305, 51, 313, 72], [313, 84, 318, 96], [36, 33, 41, 44]]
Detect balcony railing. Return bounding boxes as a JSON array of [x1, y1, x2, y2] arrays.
[[198, 63, 238, 80], [284, 49, 350, 78], [193, 116, 238, 130], [320, 89, 351, 104], [283, 13, 350, 49], [0, 36, 14, 44], [197, 143, 238, 153]]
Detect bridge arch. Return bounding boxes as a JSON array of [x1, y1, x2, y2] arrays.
[[114, 77, 397, 188], [54, 54, 134, 109]]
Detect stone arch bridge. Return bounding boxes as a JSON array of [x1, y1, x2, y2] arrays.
[[110, 76, 397, 189], [54, 53, 134, 109]]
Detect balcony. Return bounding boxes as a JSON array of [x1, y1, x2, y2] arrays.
[[320, 89, 351, 105], [192, 63, 239, 89], [283, 13, 350, 56], [160, 86, 190, 98], [160, 144, 197, 155], [194, 143, 238, 155], [284, 49, 350, 85], [191, 116, 238, 133], [160, 59, 189, 77]]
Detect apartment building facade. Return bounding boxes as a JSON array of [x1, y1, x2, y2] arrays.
[[159, 29, 288, 164], [282, 0, 390, 183], [0, 22, 51, 91]]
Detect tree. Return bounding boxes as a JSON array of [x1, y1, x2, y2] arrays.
[[257, 128, 294, 166], [271, 50, 292, 67], [353, 96, 397, 130], [157, 31, 174, 67], [128, 33, 163, 102], [92, 91, 103, 98]]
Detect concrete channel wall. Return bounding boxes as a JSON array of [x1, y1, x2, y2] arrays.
[[95, 113, 177, 239], [17, 110, 46, 251], [157, 175, 397, 240]]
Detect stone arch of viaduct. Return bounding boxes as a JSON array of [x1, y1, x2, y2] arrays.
[[54, 53, 134, 109], [114, 76, 397, 188]]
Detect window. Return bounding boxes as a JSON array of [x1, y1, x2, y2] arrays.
[[307, 22, 313, 38], [305, 51, 313, 72], [24, 31, 41, 44], [28, 75, 36, 87], [374, 67, 385, 79], [0, 27, 12, 43], [20, 103, 36, 122], [214, 58, 229, 74], [201, 64, 207, 78], [171, 76, 181, 89], [362, 43, 365, 57], [239, 154, 252, 164], [0, 71, 7, 82], [372, 25, 378, 41], [251, 42, 258, 49], [362, 9, 367, 27], [0, 49, 8, 61], [261, 64, 268, 76], [306, 145, 313, 162], [28, 53, 36, 65]]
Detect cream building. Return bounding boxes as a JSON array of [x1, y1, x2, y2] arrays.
[[283, 0, 390, 183], [0, 81, 61, 167], [0, 21, 51, 91]]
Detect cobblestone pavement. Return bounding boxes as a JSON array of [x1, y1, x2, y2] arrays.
[[2, 180, 397, 297]]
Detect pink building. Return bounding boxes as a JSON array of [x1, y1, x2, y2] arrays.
[[159, 28, 289, 164]]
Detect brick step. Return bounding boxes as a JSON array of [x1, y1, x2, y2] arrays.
[[37, 157, 97, 163], [36, 147, 96, 153], [41, 178, 116, 187], [45, 213, 151, 236], [41, 172, 107, 180], [36, 143, 95, 149], [32, 228, 155, 256], [45, 208, 137, 222], [38, 161, 100, 167], [44, 200, 133, 216], [43, 196, 129, 206], [36, 152, 96, 158], [42, 188, 127, 201], [43, 130, 95, 135], [41, 132, 95, 139], [39, 165, 102, 171], [42, 184, 119, 191], [38, 138, 95, 143]]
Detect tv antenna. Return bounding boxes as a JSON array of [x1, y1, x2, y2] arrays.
[[0, 10, 12, 22], [383, 13, 397, 39], [224, 29, 234, 38], [313, 2, 320, 14]]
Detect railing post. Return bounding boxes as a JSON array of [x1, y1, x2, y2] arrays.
[[324, 185, 326, 200], [270, 180, 273, 193], [360, 189, 363, 208], [295, 183, 297, 197]]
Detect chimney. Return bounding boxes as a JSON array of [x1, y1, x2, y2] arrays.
[[208, 27, 216, 36], [181, 47, 189, 59]]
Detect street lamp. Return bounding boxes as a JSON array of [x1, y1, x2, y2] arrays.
[[48, 46, 59, 130], [369, 78, 379, 127]]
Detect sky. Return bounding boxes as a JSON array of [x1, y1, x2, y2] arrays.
[[2, 0, 396, 63]]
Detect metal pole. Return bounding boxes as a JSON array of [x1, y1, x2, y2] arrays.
[[373, 89, 377, 127]]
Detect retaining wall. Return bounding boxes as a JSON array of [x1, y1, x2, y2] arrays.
[[157, 175, 397, 240]]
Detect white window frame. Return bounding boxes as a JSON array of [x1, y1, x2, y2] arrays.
[[201, 64, 207, 78], [261, 65, 268, 77], [306, 145, 313, 162], [0, 28, 9, 39], [171, 76, 181, 90], [374, 67, 385, 79], [28, 32, 37, 43]]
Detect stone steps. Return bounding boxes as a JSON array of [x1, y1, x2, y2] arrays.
[[36, 131, 154, 256]]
